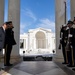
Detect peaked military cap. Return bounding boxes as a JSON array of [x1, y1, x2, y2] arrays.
[[67, 20, 73, 24], [4, 21, 12, 25]]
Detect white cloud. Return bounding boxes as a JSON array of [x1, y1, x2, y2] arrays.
[[20, 18, 55, 34], [25, 8, 37, 21], [36, 18, 55, 32]]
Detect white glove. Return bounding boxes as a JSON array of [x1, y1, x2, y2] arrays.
[[70, 45, 73, 48], [68, 34, 73, 37], [61, 32, 63, 35], [66, 27, 69, 30]]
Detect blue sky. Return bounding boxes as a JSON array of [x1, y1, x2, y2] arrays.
[[5, 0, 70, 34], [20, 0, 55, 34]]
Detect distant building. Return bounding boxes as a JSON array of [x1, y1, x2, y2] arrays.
[[20, 28, 55, 55]]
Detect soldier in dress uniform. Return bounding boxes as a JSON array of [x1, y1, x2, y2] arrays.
[[72, 17, 75, 65], [66, 20, 75, 67], [4, 21, 16, 66], [60, 24, 68, 64], [71, 17, 75, 70]]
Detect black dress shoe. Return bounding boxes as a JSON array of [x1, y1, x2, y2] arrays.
[[67, 64, 75, 67], [72, 68, 75, 71], [4, 64, 13, 66], [62, 62, 68, 64], [8, 63, 13, 66]]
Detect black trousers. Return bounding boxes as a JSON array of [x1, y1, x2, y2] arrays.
[[4, 44, 12, 65], [67, 47, 74, 66], [0, 49, 2, 52], [73, 45, 75, 65], [62, 44, 68, 63]]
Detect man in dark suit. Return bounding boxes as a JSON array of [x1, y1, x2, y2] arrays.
[[0, 22, 9, 70], [4, 21, 16, 66]]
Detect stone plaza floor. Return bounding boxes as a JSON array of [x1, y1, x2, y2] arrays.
[[0, 61, 75, 75]]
